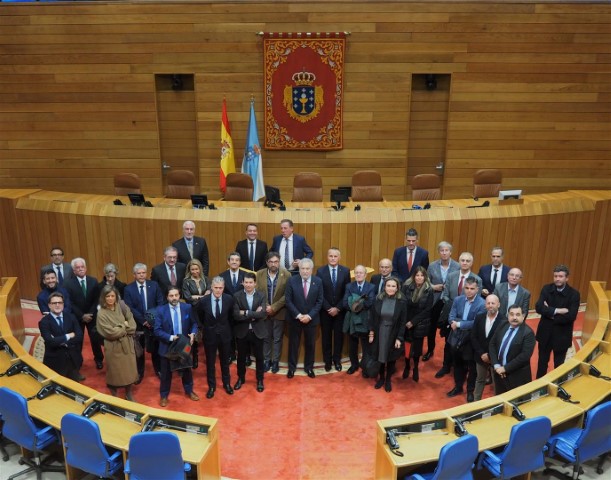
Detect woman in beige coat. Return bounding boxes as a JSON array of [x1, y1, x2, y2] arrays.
[[96, 284, 138, 400]]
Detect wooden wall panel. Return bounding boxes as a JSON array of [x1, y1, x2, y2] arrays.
[[0, 2, 608, 200]]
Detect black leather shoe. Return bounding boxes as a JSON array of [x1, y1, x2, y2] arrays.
[[206, 387, 215, 399], [306, 369, 316, 379], [257, 381, 264, 393], [287, 369, 295, 379], [245, 357, 252, 366], [385, 382, 392, 393], [264, 360, 271, 372], [402, 365, 410, 379], [334, 362, 342, 372], [324, 363, 332, 372], [347, 366, 358, 375], [96, 360, 103, 370], [234, 378, 244, 390], [271, 361, 280, 374], [374, 378, 384, 389], [467, 392, 474, 403], [413, 369, 419, 382], [223, 384, 234, 395], [446, 387, 463, 397], [435, 367, 450, 378], [422, 351, 434, 362]]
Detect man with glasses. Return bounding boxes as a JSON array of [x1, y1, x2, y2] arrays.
[[38, 292, 84, 381], [40, 246, 73, 286]]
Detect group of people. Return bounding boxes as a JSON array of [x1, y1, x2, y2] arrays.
[[36, 220, 580, 406]]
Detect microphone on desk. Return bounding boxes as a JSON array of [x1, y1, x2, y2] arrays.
[[467, 200, 490, 209]]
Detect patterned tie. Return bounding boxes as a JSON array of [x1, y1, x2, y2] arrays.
[[187, 240, 194, 259], [284, 239, 290, 270], [139, 284, 147, 311], [457, 275, 464, 296], [331, 268, 337, 288], [407, 249, 413, 272], [215, 298, 221, 319], [492, 268, 499, 287], [249, 242, 255, 271], [80, 278, 87, 296], [498, 327, 517, 365], [358, 283, 362, 294], [56, 266, 63, 284], [303, 279, 308, 298], [170, 266, 176, 286], [172, 306, 181, 335]]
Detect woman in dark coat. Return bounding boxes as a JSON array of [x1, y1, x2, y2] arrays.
[[97, 263, 126, 298], [402, 266, 434, 382], [368, 277, 407, 392]]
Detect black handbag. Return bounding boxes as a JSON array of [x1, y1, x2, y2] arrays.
[[363, 356, 381, 378]]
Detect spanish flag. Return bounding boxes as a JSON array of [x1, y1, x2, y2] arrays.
[[220, 98, 235, 193]]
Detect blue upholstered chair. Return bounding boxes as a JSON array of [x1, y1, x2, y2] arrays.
[[545, 400, 611, 479], [405, 433, 478, 480], [0, 386, 64, 479], [125, 431, 191, 480], [477, 415, 551, 479], [61, 413, 123, 479]]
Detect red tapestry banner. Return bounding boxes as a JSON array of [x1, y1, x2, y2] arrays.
[[263, 32, 346, 150]]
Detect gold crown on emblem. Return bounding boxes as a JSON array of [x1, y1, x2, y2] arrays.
[[292, 71, 316, 86]]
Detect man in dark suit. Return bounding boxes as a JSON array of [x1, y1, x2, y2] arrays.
[[392, 228, 430, 283], [151, 246, 187, 297], [37, 269, 72, 315], [370, 258, 393, 295], [256, 251, 291, 374], [172, 220, 210, 277], [493, 267, 531, 316], [40, 246, 73, 286], [446, 277, 486, 402], [232, 272, 267, 392], [490, 304, 536, 394], [196, 276, 235, 398], [285, 258, 323, 378], [270, 218, 313, 274], [535, 264, 580, 378], [219, 252, 245, 296], [123, 262, 165, 382], [39, 292, 83, 381], [478, 246, 510, 297], [470, 294, 505, 401], [154, 286, 199, 407], [64, 257, 104, 369], [316, 248, 351, 372], [235, 223, 268, 272], [342, 265, 376, 375]]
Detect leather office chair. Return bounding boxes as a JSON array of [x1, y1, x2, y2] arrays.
[[61, 413, 123, 479], [477, 416, 551, 480], [545, 400, 611, 479], [351, 170, 383, 202], [166, 170, 196, 199], [125, 431, 191, 480], [292, 172, 323, 202], [114, 173, 142, 196], [412, 174, 442, 200], [406, 433, 478, 480], [0, 386, 64, 480], [473, 169, 502, 199], [224, 172, 254, 201]]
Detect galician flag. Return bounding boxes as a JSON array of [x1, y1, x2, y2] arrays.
[[241, 99, 265, 201], [220, 98, 235, 193]]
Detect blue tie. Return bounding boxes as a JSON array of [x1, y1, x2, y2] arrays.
[[57, 315, 64, 332], [215, 298, 221, 319], [249, 242, 255, 271], [139, 284, 146, 312], [332, 268, 337, 288], [498, 327, 517, 365], [56, 266, 64, 284], [172, 306, 181, 335]]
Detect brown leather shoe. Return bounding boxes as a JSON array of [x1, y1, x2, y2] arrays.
[[159, 397, 168, 407], [188, 392, 200, 401]]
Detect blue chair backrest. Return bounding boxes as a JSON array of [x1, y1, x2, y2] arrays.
[[499, 416, 551, 478], [433, 434, 478, 480], [127, 431, 186, 480], [61, 412, 119, 478], [576, 400, 611, 462], [0, 386, 41, 451]]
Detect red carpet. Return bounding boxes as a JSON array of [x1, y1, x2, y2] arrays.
[[21, 304, 584, 480]]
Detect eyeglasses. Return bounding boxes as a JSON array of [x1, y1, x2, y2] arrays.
[[51, 253, 64, 257], [49, 301, 64, 305]]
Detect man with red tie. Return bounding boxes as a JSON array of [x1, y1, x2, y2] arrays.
[[151, 246, 187, 297], [391, 228, 430, 283]]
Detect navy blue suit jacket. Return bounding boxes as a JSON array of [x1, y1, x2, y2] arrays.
[[342, 281, 376, 311], [270, 234, 314, 269], [39, 311, 83, 374], [284, 275, 323, 326], [154, 302, 198, 356], [392, 246, 430, 283], [197, 293, 234, 341], [123, 280, 164, 327], [478, 264, 510, 294], [316, 264, 351, 311], [219, 269, 245, 296]]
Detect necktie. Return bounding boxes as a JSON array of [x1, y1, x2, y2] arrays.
[[284, 239, 290, 269], [56, 266, 63, 284], [457, 275, 464, 296], [303, 279, 308, 298], [492, 268, 498, 287], [187, 240, 194, 258], [170, 266, 176, 286], [249, 242, 255, 271], [172, 306, 181, 335], [407, 249, 413, 271], [57, 315, 64, 332], [498, 327, 517, 365], [215, 298, 221, 318], [139, 284, 147, 311], [358, 284, 362, 294], [331, 268, 337, 288], [379, 278, 385, 294], [233, 273, 238, 289], [507, 288, 517, 314], [80, 279, 87, 296]]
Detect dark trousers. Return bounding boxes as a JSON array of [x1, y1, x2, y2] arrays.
[[321, 311, 344, 365], [425, 299, 444, 353], [452, 349, 476, 393], [348, 333, 370, 369], [204, 333, 232, 388], [80, 319, 104, 362], [536, 341, 568, 378], [236, 330, 264, 381], [159, 357, 193, 398], [136, 331, 160, 379], [379, 361, 396, 381], [288, 320, 316, 371]]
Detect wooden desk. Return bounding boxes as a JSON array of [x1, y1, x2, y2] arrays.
[[589, 349, 611, 377], [514, 396, 584, 431], [560, 374, 611, 410], [0, 370, 52, 398]]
